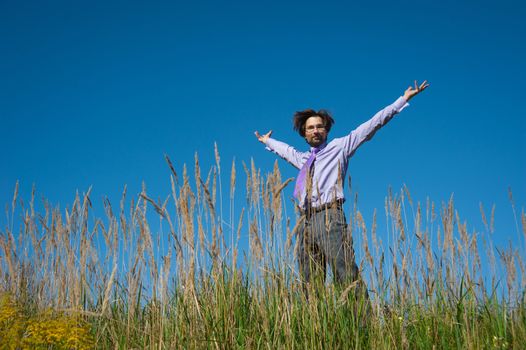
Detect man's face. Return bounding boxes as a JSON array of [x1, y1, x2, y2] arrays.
[[304, 116, 327, 147]]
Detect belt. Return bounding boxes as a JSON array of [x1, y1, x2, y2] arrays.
[[302, 199, 344, 216]]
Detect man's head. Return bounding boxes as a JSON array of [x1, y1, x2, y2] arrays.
[[293, 109, 334, 147]]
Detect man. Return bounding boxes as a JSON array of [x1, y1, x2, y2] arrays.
[[254, 81, 429, 296]]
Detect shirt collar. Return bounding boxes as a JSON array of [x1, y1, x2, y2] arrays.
[[310, 141, 327, 153]]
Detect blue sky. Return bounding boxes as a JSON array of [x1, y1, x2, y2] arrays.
[[1, 0, 525, 253]]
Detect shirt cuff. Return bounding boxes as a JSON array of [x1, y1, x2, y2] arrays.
[[394, 96, 410, 112], [264, 137, 275, 151]]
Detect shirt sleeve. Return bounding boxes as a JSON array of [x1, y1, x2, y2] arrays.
[[265, 138, 308, 170], [338, 96, 409, 158]]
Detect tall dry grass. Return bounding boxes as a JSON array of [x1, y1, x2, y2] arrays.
[[0, 150, 525, 349]]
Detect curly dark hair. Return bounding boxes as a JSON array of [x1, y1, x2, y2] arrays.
[[292, 109, 335, 137]]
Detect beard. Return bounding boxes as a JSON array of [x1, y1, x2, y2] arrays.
[[307, 134, 326, 147]]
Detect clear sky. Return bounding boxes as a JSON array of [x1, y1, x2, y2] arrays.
[[1, 0, 525, 252]]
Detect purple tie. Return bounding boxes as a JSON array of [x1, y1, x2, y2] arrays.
[[294, 147, 320, 201]]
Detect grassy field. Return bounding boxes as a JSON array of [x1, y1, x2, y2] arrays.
[[1, 152, 525, 349]]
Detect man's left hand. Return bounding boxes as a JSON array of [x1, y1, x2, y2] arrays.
[[403, 80, 429, 102]]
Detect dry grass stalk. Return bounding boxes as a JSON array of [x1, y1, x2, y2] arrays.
[[263, 177, 271, 213], [26, 188, 41, 262], [160, 250, 172, 304], [250, 159, 260, 207], [273, 178, 293, 200], [214, 144, 225, 249], [250, 215, 263, 262], [194, 153, 202, 204], [357, 211, 373, 269], [101, 259, 117, 315], [471, 232, 481, 282], [229, 158, 237, 270], [168, 174, 185, 289], [197, 216, 206, 258], [242, 161, 251, 203], [230, 158, 236, 200], [137, 184, 159, 300], [423, 229, 434, 276], [10, 181, 19, 232], [388, 192, 405, 243], [415, 203, 422, 247], [403, 185, 413, 208], [198, 176, 216, 218], [140, 193, 166, 220], [233, 207, 245, 269], [272, 177, 292, 232], [441, 195, 455, 264], [285, 217, 293, 251], [164, 154, 179, 184], [480, 202, 489, 232], [211, 168, 220, 260], [401, 248, 411, 304], [496, 243, 517, 300], [119, 185, 128, 242], [0, 234, 17, 294], [490, 204, 495, 234], [214, 142, 221, 175], [177, 165, 196, 291], [516, 248, 526, 292], [371, 209, 379, 258]]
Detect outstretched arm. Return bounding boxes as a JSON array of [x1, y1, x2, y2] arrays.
[[341, 80, 429, 157], [254, 130, 308, 169]]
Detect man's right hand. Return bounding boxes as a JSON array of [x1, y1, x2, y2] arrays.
[[254, 130, 272, 144]]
